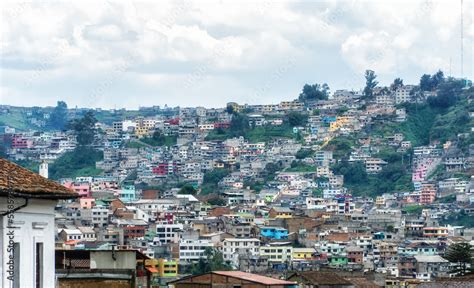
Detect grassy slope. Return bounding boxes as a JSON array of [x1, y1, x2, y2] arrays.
[[0, 110, 32, 131]]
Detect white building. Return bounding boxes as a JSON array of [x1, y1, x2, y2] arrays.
[[395, 85, 415, 104], [58, 229, 83, 242], [0, 159, 78, 288], [154, 223, 183, 244], [179, 239, 215, 263], [222, 238, 260, 267]]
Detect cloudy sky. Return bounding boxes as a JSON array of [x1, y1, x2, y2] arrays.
[[1, 0, 473, 109]]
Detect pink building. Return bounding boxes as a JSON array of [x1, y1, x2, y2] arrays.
[[12, 135, 33, 149], [79, 197, 95, 209], [63, 181, 91, 198], [419, 183, 437, 204], [412, 158, 440, 182]]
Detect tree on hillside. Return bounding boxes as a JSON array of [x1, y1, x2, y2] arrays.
[[420, 70, 445, 91], [178, 184, 197, 195], [420, 74, 432, 91], [207, 197, 226, 206], [298, 83, 330, 102], [427, 78, 464, 108], [226, 104, 235, 114], [332, 161, 368, 184], [391, 78, 403, 91], [444, 243, 473, 275], [68, 110, 97, 146], [49, 101, 68, 130], [286, 112, 308, 127], [230, 113, 249, 133], [432, 70, 445, 87], [142, 130, 178, 147], [363, 70, 378, 99], [191, 247, 232, 275]]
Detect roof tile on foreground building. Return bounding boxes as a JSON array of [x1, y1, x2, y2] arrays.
[[287, 271, 353, 285], [169, 271, 296, 286], [0, 158, 77, 199], [214, 271, 296, 285]]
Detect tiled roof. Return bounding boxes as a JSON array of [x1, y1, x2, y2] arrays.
[[213, 271, 296, 285], [288, 271, 352, 285], [345, 277, 381, 288], [169, 271, 296, 286], [0, 158, 78, 199]]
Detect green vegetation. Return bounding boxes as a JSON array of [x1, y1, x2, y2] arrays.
[[263, 162, 281, 181], [246, 124, 294, 142], [419, 70, 444, 92], [368, 80, 473, 147], [93, 109, 160, 125], [190, 248, 232, 275], [200, 169, 230, 195], [141, 131, 177, 147], [298, 83, 330, 102], [178, 183, 197, 195], [436, 194, 456, 203], [207, 197, 226, 206], [286, 111, 308, 127], [206, 116, 295, 142], [441, 210, 474, 228], [326, 136, 355, 159], [48, 101, 68, 130], [49, 147, 103, 179], [243, 179, 265, 192], [68, 110, 97, 146], [444, 242, 473, 275], [14, 160, 39, 173], [332, 156, 413, 197], [49, 111, 103, 179], [285, 161, 315, 172], [402, 205, 425, 215], [363, 69, 378, 99], [312, 188, 323, 197], [427, 76, 464, 109], [0, 109, 31, 131], [206, 111, 308, 142], [390, 78, 404, 91], [295, 148, 314, 159], [205, 113, 248, 141]]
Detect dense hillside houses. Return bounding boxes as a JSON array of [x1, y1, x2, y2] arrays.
[[1, 74, 473, 287]]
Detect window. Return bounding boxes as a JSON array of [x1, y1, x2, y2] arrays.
[[36, 242, 43, 288]]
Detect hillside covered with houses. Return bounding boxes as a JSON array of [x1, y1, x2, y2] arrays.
[[1, 70, 474, 286]]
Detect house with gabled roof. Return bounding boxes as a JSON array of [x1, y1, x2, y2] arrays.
[[0, 158, 78, 287]]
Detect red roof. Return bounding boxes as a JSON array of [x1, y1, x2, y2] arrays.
[[169, 271, 296, 286], [212, 271, 296, 285]]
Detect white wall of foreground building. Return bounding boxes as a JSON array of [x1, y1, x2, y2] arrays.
[[0, 197, 57, 288]]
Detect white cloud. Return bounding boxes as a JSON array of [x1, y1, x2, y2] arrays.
[[0, 0, 472, 109]]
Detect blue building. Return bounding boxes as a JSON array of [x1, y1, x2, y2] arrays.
[[260, 227, 289, 240], [373, 232, 385, 240], [119, 184, 136, 202]]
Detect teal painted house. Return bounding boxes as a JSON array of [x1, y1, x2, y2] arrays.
[[120, 184, 136, 202]]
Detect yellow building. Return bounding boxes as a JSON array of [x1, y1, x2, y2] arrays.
[[135, 126, 149, 138], [292, 248, 316, 261], [269, 207, 293, 219], [145, 258, 178, 277], [375, 196, 385, 206]]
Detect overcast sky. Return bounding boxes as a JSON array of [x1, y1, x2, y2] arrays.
[[1, 0, 473, 109]]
